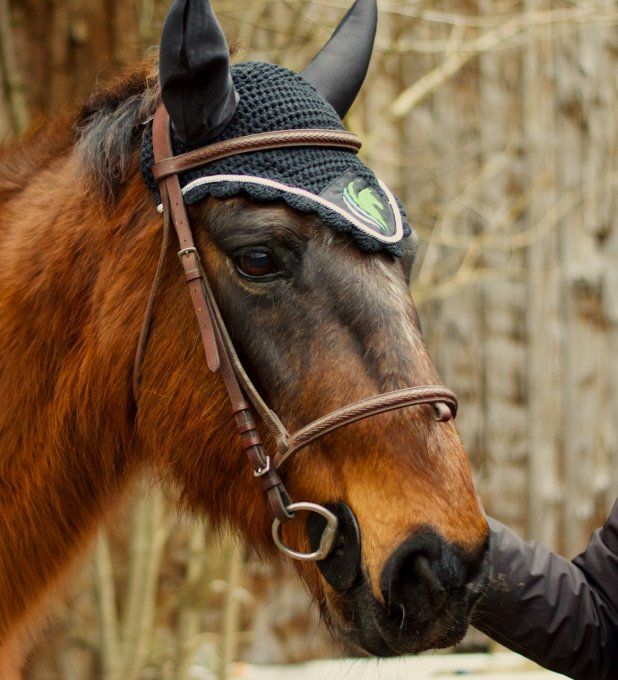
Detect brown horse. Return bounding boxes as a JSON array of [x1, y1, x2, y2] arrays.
[[0, 0, 488, 675]]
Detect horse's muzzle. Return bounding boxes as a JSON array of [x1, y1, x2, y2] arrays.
[[331, 525, 490, 657]]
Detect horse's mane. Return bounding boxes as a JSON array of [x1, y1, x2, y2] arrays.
[[0, 119, 73, 205], [0, 57, 159, 208]]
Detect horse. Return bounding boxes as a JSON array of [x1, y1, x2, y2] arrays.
[[0, 0, 489, 675]]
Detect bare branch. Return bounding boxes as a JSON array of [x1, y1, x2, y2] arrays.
[[93, 532, 121, 680]]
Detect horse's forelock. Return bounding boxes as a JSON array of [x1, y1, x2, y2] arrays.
[[73, 42, 237, 208], [74, 60, 160, 206]]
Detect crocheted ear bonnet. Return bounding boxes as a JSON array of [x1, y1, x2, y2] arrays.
[[142, 0, 411, 257], [141, 63, 409, 256]]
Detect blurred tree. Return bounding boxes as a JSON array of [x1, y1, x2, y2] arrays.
[[1, 0, 146, 131]]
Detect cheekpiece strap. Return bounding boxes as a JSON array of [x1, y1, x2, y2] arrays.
[[148, 103, 293, 523]]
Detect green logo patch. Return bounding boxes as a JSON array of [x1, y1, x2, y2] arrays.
[[343, 181, 390, 234], [319, 170, 399, 241]]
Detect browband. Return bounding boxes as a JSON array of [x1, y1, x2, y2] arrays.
[[152, 129, 362, 182]]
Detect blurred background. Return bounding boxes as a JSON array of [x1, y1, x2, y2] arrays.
[[0, 0, 616, 678]]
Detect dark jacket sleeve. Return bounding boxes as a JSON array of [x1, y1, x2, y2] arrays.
[[471, 501, 618, 680]]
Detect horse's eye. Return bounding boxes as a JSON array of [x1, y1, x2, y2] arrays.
[[234, 248, 282, 281]]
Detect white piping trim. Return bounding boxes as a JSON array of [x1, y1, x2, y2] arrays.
[[156, 174, 404, 244]]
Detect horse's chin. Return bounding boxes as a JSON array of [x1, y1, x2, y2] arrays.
[[341, 615, 470, 658], [324, 568, 484, 658]]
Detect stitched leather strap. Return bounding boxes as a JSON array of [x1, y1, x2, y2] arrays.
[[152, 129, 361, 181], [273, 386, 458, 468]]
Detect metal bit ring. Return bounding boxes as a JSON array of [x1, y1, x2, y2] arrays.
[[272, 502, 339, 562]]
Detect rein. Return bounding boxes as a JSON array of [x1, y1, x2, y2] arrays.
[[134, 104, 459, 562]]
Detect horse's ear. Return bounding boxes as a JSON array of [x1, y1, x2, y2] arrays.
[[159, 0, 238, 146], [299, 0, 377, 118]]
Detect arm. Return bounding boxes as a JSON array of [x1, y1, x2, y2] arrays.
[[471, 501, 618, 680]]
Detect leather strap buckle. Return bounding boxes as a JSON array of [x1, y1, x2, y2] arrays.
[[178, 246, 200, 261], [253, 455, 271, 478]]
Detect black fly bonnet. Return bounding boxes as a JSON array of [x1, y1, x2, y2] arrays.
[[140, 0, 411, 256]]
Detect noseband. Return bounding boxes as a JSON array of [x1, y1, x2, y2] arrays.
[[134, 104, 458, 562]]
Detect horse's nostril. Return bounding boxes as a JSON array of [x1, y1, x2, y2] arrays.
[[380, 527, 484, 624], [385, 547, 447, 615], [412, 554, 448, 610]]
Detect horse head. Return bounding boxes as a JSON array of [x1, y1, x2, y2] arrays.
[[136, 0, 489, 655]]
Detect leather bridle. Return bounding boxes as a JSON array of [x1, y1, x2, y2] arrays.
[[134, 104, 459, 562]]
